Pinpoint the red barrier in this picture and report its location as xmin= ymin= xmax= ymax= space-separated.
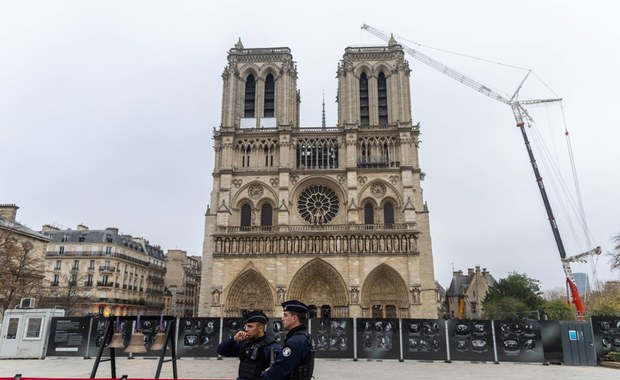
xmin=1 ymin=378 xmax=234 ymax=380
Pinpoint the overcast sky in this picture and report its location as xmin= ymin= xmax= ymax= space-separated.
xmin=1 ymin=0 xmax=618 ymax=293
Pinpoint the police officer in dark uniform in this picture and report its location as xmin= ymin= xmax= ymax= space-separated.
xmin=218 ymin=310 xmax=281 ymax=380
xmin=261 ymin=300 xmax=314 ymax=380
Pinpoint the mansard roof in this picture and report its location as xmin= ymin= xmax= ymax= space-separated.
xmin=43 ymin=227 xmax=165 ymax=260
xmin=0 ymin=217 xmax=50 ymax=242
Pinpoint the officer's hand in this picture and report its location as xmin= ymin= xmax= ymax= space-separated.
xmin=234 ymin=330 xmax=249 ymax=342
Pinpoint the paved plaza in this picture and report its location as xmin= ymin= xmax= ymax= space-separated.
xmin=0 ymin=358 xmax=617 ymax=379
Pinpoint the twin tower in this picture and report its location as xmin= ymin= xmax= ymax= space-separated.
xmin=199 ymin=37 xmax=438 ymax=319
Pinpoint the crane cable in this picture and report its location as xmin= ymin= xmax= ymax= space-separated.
xmin=526 ymin=103 xmax=600 ymax=289
xmin=368 ymin=26 xmax=603 ymax=291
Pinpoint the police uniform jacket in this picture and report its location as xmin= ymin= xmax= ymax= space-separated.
xmin=217 ymin=334 xmax=280 ymax=380
xmin=260 ymin=324 xmax=311 ymax=380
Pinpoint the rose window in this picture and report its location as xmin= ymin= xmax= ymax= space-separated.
xmin=248 ymin=184 xmax=264 ymax=200
xmin=297 ymin=184 xmax=339 ymax=225
xmin=370 ymin=183 xmax=387 ymax=198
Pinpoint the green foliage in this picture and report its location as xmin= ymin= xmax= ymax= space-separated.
xmin=541 ymin=299 xmax=575 ymax=320
xmin=608 ymin=352 xmax=620 ymax=362
xmin=483 ymin=272 xmax=545 ymax=320
xmin=589 ymin=304 xmax=620 ymax=317
xmin=587 ymin=281 xmax=620 ymax=317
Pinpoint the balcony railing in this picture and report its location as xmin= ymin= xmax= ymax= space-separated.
xmin=215 ymin=223 xmax=416 ymax=235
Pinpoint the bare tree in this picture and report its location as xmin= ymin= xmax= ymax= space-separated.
xmin=544 ymin=286 xmax=569 ymax=301
xmin=39 ymin=269 xmax=95 ymax=315
xmin=609 ymin=233 xmax=620 ymax=274
xmin=0 ymin=230 xmax=45 ymax=315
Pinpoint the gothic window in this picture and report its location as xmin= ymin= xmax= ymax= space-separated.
xmin=297 ymin=184 xmax=339 ymax=225
xmin=383 ymin=202 xmax=394 ymax=226
xmin=260 ymin=203 xmax=273 ymax=228
xmin=372 ymin=304 xmax=396 ymax=318
xmin=296 ymin=138 xmax=339 ymax=169
xmin=320 ymin=305 xmax=332 ymax=318
xmin=264 ymin=73 xmax=275 ymax=117
xmin=359 ymin=73 xmax=369 ymax=126
xmin=244 ymin=74 xmax=256 ymax=118
xmin=364 ymin=203 xmax=374 ymax=225
xmin=307 ymin=305 xmax=318 ymax=319
xmin=378 ymin=71 xmax=388 ymax=125
xmin=264 ymin=146 xmax=273 ymax=167
xmin=242 ymin=145 xmax=250 ymax=167
xmin=381 ymin=142 xmax=389 ymax=164
xmin=240 ymin=204 xmax=252 ymax=229
xmin=385 ymin=304 xmax=396 ymax=318
xmin=372 ymin=305 xmax=382 ymax=318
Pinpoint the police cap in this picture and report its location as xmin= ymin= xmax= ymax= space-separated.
xmin=282 ymin=300 xmax=308 ymax=315
xmin=244 ymin=310 xmax=268 ymax=324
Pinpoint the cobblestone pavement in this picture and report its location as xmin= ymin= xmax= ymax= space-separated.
xmin=0 ymin=358 xmax=617 ymax=379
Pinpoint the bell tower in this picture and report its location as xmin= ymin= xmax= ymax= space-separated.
xmin=200 ymin=38 xmax=437 ymax=319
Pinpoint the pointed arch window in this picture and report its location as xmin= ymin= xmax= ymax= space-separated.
xmin=244 ymin=74 xmax=256 ymax=118
xmin=320 ymin=305 xmax=332 ymax=318
xmin=264 ymin=146 xmax=273 ymax=167
xmin=378 ymin=72 xmax=388 ymax=125
xmin=307 ymin=305 xmax=318 ymax=319
xmin=364 ymin=203 xmax=374 ymax=225
xmin=383 ymin=202 xmax=394 ymax=227
xmin=240 ymin=204 xmax=252 ymax=230
xmin=359 ymin=73 xmax=369 ymax=126
xmin=260 ymin=203 xmax=273 ymax=228
xmin=264 ymin=74 xmax=275 ymax=117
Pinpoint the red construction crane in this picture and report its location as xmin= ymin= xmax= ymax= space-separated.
xmin=361 ymin=24 xmax=601 ymax=317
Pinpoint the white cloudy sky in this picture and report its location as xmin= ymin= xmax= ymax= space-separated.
xmin=1 ymin=0 xmax=619 ymax=293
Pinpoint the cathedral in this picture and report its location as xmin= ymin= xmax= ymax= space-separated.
xmin=199 ymin=37 xmax=438 ymax=319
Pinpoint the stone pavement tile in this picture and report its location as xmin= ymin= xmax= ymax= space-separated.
xmin=0 ymin=358 xmax=618 ymax=379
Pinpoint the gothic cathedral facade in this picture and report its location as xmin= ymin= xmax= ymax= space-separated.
xmin=199 ymin=37 xmax=438 ymax=319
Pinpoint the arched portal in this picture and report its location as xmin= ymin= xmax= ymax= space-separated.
xmin=361 ymin=263 xmax=409 ymax=318
xmin=225 ymin=269 xmax=274 ymax=317
xmin=288 ymin=259 xmax=349 ymax=317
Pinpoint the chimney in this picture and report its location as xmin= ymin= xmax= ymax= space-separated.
xmin=42 ymin=224 xmax=60 ymax=232
xmin=105 ymin=227 xmax=119 ymax=235
xmin=0 ymin=204 xmax=19 ymax=222
xmin=453 ymin=270 xmax=463 ymax=278
xmin=468 ymin=268 xmax=475 ymax=276
xmin=77 ymin=224 xmax=89 ymax=231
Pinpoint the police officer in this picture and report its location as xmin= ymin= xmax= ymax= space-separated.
xmin=261 ymin=300 xmax=314 ymax=380
xmin=218 ymin=310 xmax=281 ymax=380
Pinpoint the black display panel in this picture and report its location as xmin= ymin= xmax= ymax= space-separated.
xmin=540 ymin=320 xmax=563 ymax=364
xmin=266 ymin=317 xmax=288 ymax=346
xmin=591 ymin=316 xmax=620 ymax=359
xmin=310 ymin=318 xmax=354 ymax=359
xmin=356 ymin=318 xmax=400 ymax=360
xmin=493 ymin=320 xmax=544 ymax=363
xmin=176 ymin=317 xmax=220 ymax=358
xmin=46 ymin=317 xmax=91 ymax=357
xmin=446 ymin=319 xmax=495 ymax=362
xmin=401 ymin=319 xmax=447 ymax=361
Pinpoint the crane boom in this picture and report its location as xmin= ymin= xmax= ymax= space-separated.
xmin=362 ymin=24 xmax=597 ymax=318
xmin=362 ymin=24 xmax=511 ymax=104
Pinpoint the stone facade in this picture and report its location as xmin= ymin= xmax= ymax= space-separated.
xmin=42 ymin=224 xmax=167 ymax=316
xmin=199 ymin=37 xmax=438 ymax=319
xmin=446 ymin=266 xmax=496 ymax=319
xmin=0 ymin=204 xmax=50 ymax=317
xmin=165 ymin=249 xmax=201 ymax=317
